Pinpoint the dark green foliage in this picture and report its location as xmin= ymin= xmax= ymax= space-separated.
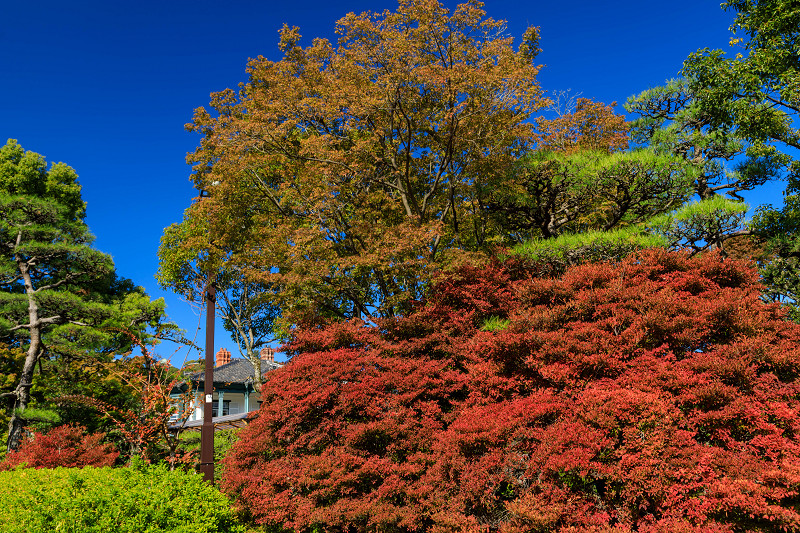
xmin=626 ymin=79 xmax=791 ymax=202
xmin=0 ymin=139 xmax=169 ymax=451
xmin=0 ymin=459 xmax=245 ymax=533
xmin=683 ymin=0 xmax=800 ymax=155
xmin=488 ymin=149 xmax=694 ymax=243
xmin=752 ymin=175 xmax=800 ymax=319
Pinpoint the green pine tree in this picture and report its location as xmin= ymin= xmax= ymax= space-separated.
xmin=0 ymin=139 xmax=168 ymax=452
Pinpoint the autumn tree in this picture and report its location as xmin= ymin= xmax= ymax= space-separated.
xmin=223 ymin=250 xmax=800 ymax=532
xmin=0 ymin=139 xmax=168 ymax=452
xmin=0 ymin=424 xmax=118 ymax=470
xmin=535 ymin=97 xmax=630 ymax=155
xmin=163 ymin=0 xmax=547 ymax=326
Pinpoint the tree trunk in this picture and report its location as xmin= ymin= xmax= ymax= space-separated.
xmin=6 ymin=345 xmax=39 ymax=452
xmin=6 ymin=258 xmax=42 ymax=453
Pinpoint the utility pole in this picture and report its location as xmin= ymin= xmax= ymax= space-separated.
xmin=199 ymin=283 xmax=216 ymax=483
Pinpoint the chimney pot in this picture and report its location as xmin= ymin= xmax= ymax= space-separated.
xmin=215 ymin=348 xmax=231 ymax=367
xmin=259 ymin=347 xmax=275 ymax=363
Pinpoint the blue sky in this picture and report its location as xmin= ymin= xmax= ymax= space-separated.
xmin=1 ymin=1 xmax=746 ymax=364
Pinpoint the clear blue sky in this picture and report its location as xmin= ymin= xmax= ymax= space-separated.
xmin=1 ymin=1 xmax=746 ymax=364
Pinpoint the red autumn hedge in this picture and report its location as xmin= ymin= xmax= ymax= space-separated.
xmin=1 ymin=424 xmax=118 ymax=470
xmin=223 ymin=250 xmax=800 ymax=532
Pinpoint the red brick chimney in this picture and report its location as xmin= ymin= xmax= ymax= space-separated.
xmin=215 ymin=347 xmax=231 ymax=367
xmin=259 ymin=347 xmax=275 ymax=363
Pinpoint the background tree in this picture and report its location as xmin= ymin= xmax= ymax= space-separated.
xmin=624 ymin=72 xmax=796 ymax=262
xmin=485 ymin=97 xmax=697 ymax=268
xmin=486 ymin=148 xmax=695 ymax=243
xmin=626 ymin=78 xmax=791 ymax=202
xmin=158 ymin=210 xmax=280 ymax=388
xmin=0 ymin=139 xmax=168 ymax=452
xmin=657 ymin=0 xmax=800 ymax=314
xmin=682 ymin=0 xmax=799 ymax=155
xmin=172 ymin=0 xmax=547 ymax=325
xmin=224 ymin=249 xmax=800 ymax=532
xmin=751 ymin=175 xmax=800 ymax=319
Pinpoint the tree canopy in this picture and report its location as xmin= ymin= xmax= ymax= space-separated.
xmin=669 ymin=0 xmax=800 ymax=310
xmin=162 ymin=1 xmax=710 ymax=335
xmin=165 ymin=0 xmax=547 ymax=325
xmin=0 ymin=139 xmax=168 ymax=451
xmin=682 ymin=0 xmax=799 ymax=156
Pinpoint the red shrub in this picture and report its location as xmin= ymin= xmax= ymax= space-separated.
xmin=224 ymin=250 xmax=800 ymax=532
xmin=1 ymin=424 xmax=119 ymax=469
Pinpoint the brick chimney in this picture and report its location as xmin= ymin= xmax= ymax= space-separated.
xmin=259 ymin=347 xmax=275 ymax=363
xmin=215 ymin=347 xmax=231 ymax=367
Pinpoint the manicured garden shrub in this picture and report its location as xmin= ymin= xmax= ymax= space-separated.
xmin=223 ymin=250 xmax=800 ymax=532
xmin=179 ymin=428 xmax=241 ymax=484
xmin=0 ymin=459 xmax=245 ymax=533
xmin=0 ymin=424 xmax=118 ymax=470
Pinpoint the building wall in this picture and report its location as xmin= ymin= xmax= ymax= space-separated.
xmin=176 ymin=389 xmax=264 ymax=422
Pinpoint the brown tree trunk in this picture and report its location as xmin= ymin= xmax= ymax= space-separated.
xmin=7 ymin=259 xmax=42 ymax=453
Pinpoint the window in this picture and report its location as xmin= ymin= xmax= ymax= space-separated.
xmin=212 ymin=400 xmax=230 ymax=417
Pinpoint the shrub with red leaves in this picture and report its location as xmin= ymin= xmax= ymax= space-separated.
xmin=1 ymin=424 xmax=118 ymax=470
xmin=223 ymin=250 xmax=800 ymax=532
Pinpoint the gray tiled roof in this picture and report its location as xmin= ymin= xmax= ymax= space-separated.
xmin=191 ymin=358 xmax=283 ymax=386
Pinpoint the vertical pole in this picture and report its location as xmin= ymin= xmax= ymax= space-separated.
xmin=200 ymin=283 xmax=216 ymax=483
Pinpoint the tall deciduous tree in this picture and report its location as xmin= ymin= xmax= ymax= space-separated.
xmin=171 ymin=0 xmax=547 ymax=325
xmin=0 ymin=139 xmax=167 ymax=452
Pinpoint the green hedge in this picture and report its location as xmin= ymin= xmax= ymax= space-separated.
xmin=0 ymin=460 xmax=245 ymax=533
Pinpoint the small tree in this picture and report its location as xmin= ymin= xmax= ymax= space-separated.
xmin=62 ymin=348 xmax=196 ymax=467
xmin=0 ymin=424 xmax=118 ymax=470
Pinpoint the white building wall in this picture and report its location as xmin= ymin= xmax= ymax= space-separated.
xmin=184 ymin=389 xmax=264 ymax=421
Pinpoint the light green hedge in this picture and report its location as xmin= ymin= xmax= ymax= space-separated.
xmin=0 ymin=460 xmax=245 ymax=533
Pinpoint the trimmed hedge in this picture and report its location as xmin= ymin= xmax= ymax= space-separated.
xmin=0 ymin=460 xmax=245 ymax=533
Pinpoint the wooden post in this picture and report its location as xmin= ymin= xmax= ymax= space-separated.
xmin=199 ymin=284 xmax=215 ymax=483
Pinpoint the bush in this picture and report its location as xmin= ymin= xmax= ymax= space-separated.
xmin=224 ymin=250 xmax=800 ymax=532
xmin=0 ymin=424 xmax=118 ymax=470
xmin=179 ymin=428 xmax=241 ymax=484
xmin=0 ymin=459 xmax=245 ymax=533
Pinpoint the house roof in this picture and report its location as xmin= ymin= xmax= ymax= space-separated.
xmin=191 ymin=357 xmax=283 ymax=386
xmin=171 ymin=411 xmax=254 ymax=433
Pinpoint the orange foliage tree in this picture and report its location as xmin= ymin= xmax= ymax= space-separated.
xmin=536 ymin=97 xmax=629 ymax=154
xmin=160 ymin=0 xmax=547 ymax=325
xmin=223 ymin=250 xmax=800 ymax=532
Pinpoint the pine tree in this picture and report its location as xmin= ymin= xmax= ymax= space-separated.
xmin=0 ymin=139 xmax=166 ymax=451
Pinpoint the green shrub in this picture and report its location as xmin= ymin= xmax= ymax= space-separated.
xmin=0 ymin=459 xmax=245 ymax=533
xmin=179 ymin=428 xmax=240 ymax=485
